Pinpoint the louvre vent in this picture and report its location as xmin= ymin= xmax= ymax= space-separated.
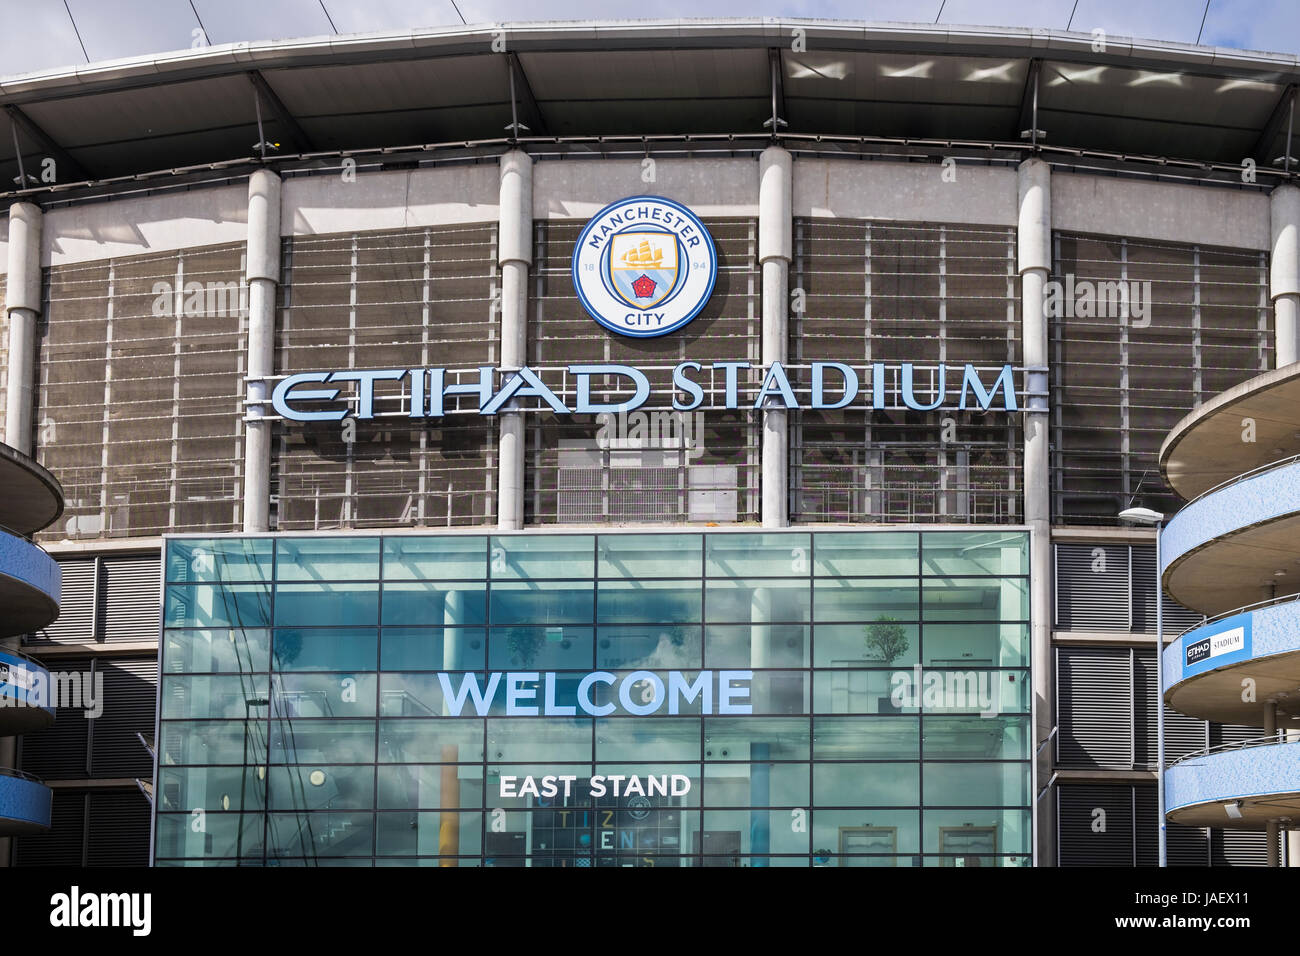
xmin=1212 ymin=827 xmax=1271 ymax=866
xmin=16 ymin=656 xmax=93 ymax=779
xmin=1055 ymin=544 xmax=1129 ymax=631
xmin=13 ymin=791 xmax=85 ymax=866
xmin=28 ymin=557 xmax=96 ymax=645
xmin=1057 ymin=784 xmax=1134 ymax=866
xmin=1056 ymin=646 xmax=1132 ymax=769
xmin=1055 ymin=542 xmax=1204 ymax=635
xmin=86 ymin=790 xmax=151 ymax=866
xmin=90 ymin=657 xmax=158 ymax=778
xmin=101 ymin=554 xmax=161 ymax=642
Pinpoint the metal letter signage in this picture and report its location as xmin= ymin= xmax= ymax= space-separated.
xmin=571 ymin=196 xmax=718 ymax=338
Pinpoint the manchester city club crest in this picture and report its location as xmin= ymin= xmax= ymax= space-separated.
xmin=572 ymin=196 xmax=718 ymax=338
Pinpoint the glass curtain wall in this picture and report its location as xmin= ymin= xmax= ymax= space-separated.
xmin=156 ymin=529 xmax=1030 ymax=867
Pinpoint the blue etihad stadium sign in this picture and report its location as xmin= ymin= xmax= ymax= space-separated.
xmin=270 ymin=362 xmax=1021 ymax=421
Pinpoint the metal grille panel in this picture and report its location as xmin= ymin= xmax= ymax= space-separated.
xmin=790 ymin=219 xmax=1021 ymax=523
xmin=35 ymin=245 xmax=246 ymax=541
xmin=526 ymin=218 xmax=759 ymax=524
xmin=1057 ymin=784 xmax=1136 ymax=865
xmin=274 ymin=225 xmax=498 ymax=529
xmin=86 ymin=790 xmax=151 ymax=866
xmin=13 ymin=791 xmax=85 ymax=866
xmin=90 ymin=657 xmax=157 ymax=777
xmin=1055 ymin=542 xmax=1204 ymax=634
xmin=1056 ymin=645 xmax=1133 ymax=769
xmin=1052 ymin=234 xmax=1269 ymax=524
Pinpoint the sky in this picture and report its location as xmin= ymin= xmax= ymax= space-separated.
xmin=0 ymin=0 xmax=1297 ymax=78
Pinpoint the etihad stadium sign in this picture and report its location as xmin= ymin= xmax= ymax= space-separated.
xmin=269 ymin=361 xmax=1021 ymax=421
xmin=269 ymin=194 xmax=1024 ymax=422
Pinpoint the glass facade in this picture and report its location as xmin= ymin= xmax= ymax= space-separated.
xmin=155 ymin=529 xmax=1031 ymax=867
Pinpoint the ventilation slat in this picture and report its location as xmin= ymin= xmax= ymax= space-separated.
xmin=1056 ymin=646 xmax=1133 ymax=769
xmin=90 ymin=657 xmax=157 ymax=777
xmin=1055 ymin=544 xmax=1129 ymax=631
xmin=101 ymin=553 xmax=161 ymax=642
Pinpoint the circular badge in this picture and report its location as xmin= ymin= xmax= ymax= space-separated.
xmin=626 ymin=795 xmax=652 ymax=820
xmin=571 ymin=196 xmax=717 ymax=338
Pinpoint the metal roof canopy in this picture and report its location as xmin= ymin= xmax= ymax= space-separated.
xmin=3 ymin=19 xmax=1300 ymax=199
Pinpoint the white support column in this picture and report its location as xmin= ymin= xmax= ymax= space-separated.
xmin=5 ymin=202 xmax=41 ymax=455
xmin=1 ymin=201 xmax=41 ymax=867
xmin=1271 ymin=184 xmax=1300 ymax=367
xmin=243 ymin=169 xmax=281 ymax=532
xmin=1264 ymin=702 xmax=1280 ymax=867
xmin=759 ymin=146 xmax=792 ymax=528
xmin=1290 ymin=726 xmax=1300 ymax=866
xmin=1018 ymin=158 xmax=1054 ymax=867
xmin=497 ymin=150 xmax=532 ymax=530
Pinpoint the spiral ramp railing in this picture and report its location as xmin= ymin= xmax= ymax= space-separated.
xmin=0 ymin=443 xmax=63 ymax=835
xmin=1158 ymin=366 xmax=1300 ymax=846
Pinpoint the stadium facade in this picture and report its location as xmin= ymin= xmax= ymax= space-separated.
xmin=0 ymin=18 xmax=1298 ymax=867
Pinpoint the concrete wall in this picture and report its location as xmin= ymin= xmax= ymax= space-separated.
xmin=534 ymin=158 xmax=758 ymax=219
xmin=41 ymin=184 xmax=248 ymax=267
xmin=283 ymin=164 xmax=501 ymax=235
xmin=1053 ymin=173 xmax=1270 ymax=250
xmin=795 ymin=160 xmax=1017 ymax=226
xmin=17 ymin=161 xmax=1276 ymax=270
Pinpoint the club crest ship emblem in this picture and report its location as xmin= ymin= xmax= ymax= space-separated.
xmin=572 ymin=196 xmax=718 ymax=338
xmin=610 ymin=233 xmax=677 ymax=308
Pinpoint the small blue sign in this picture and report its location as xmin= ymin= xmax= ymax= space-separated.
xmin=1183 ymin=611 xmax=1253 ymax=678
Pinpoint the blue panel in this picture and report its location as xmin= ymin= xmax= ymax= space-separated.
xmin=1164 ymin=600 xmax=1300 ymax=693
xmin=0 ymin=648 xmax=53 ymax=712
xmin=1162 ymin=460 xmax=1300 ymax=574
xmin=0 ymin=530 xmax=60 ymax=603
xmin=0 ymin=774 xmax=51 ymax=830
xmin=1166 ymin=740 xmax=1300 ymax=813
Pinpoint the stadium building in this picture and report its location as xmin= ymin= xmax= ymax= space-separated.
xmin=0 ymin=17 xmax=1297 ymax=867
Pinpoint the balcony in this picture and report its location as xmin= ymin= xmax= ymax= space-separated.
xmin=1165 ymin=738 xmax=1300 ymax=829
xmin=1160 ymin=457 xmax=1300 ymax=616
xmin=0 ymin=444 xmax=62 ymax=537
xmin=0 ymin=645 xmax=55 ymax=734
xmin=0 ymin=768 xmax=51 ymax=835
xmin=0 ymin=527 xmax=59 ymax=637
xmin=1162 ymin=597 xmax=1300 ymax=725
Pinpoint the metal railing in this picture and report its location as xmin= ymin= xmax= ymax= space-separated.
xmin=1182 ymin=453 xmax=1300 ymax=509
xmin=1167 ymin=734 xmax=1297 ymax=768
xmin=0 ymin=767 xmax=45 ymax=784
xmin=0 ymin=643 xmax=51 ymax=672
xmin=1175 ymin=591 xmax=1300 ymax=641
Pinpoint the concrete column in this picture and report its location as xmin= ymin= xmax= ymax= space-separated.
xmin=1018 ymin=158 xmax=1054 ymax=867
xmin=759 ymin=146 xmax=792 ymax=528
xmin=1290 ymin=727 xmax=1300 ymax=866
xmin=5 ymin=202 xmax=41 ymax=455
xmin=497 ymin=150 xmax=532 ymax=530
xmin=1263 ymin=702 xmax=1280 ymax=866
xmin=243 ymin=170 xmax=281 ymax=532
xmin=1271 ymin=185 xmax=1300 ymax=367
xmin=0 ymin=202 xmax=41 ymax=867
